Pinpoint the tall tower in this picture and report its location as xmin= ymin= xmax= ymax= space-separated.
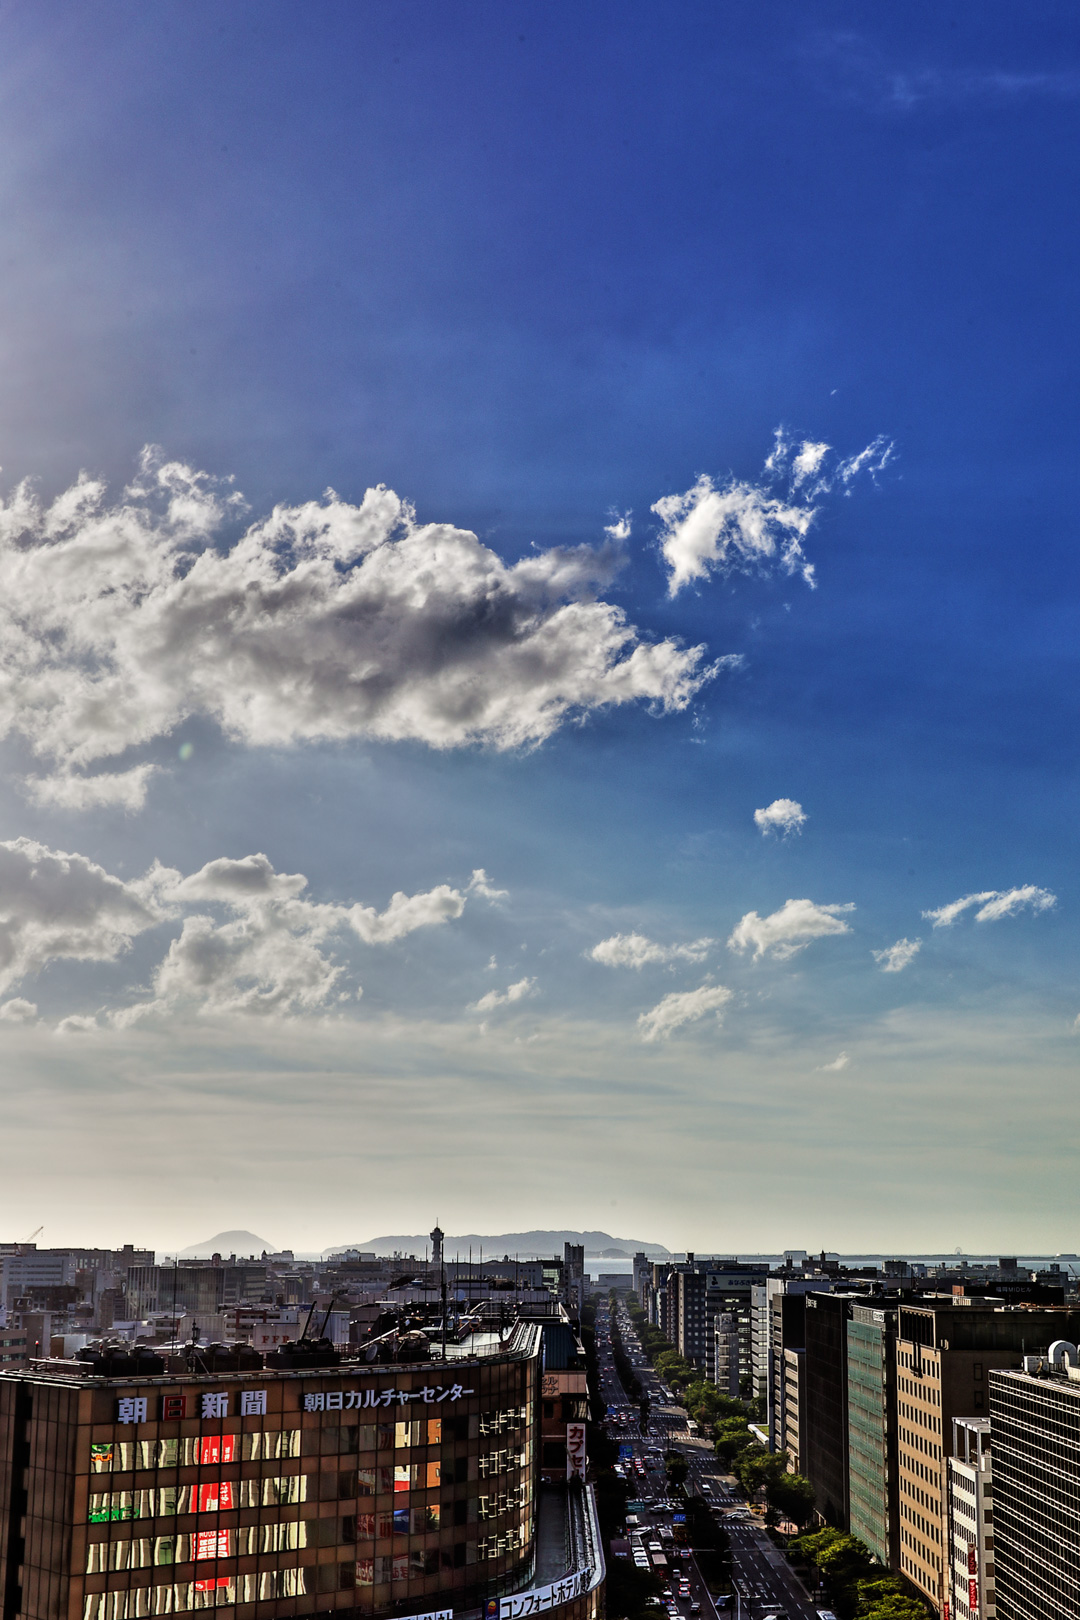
xmin=430 ymin=1223 xmax=444 ymax=1268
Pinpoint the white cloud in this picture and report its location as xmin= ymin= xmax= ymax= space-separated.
xmin=753 ymin=798 xmax=807 ymax=837
xmin=589 ymin=932 xmax=713 ymax=969
xmin=653 ymin=474 xmax=817 ymax=596
xmin=467 ymin=869 xmax=509 ymax=901
xmin=122 ymin=854 xmax=470 ymax=1021
xmin=816 ymin=1051 xmax=849 ymax=1072
xmin=24 ymin=765 xmax=160 ymax=812
xmin=791 ymin=442 xmax=830 ymax=487
xmin=873 ymin=938 xmax=921 ymax=973
xmin=0 ymin=837 xmax=163 ymax=996
xmin=604 ymin=511 xmax=632 ymax=541
xmin=0 ymin=837 xmax=471 ymax=1021
xmin=0 ymin=997 xmax=37 ymax=1022
xmin=654 ymin=429 xmax=893 ymax=596
xmin=922 ymin=886 xmax=1056 ymax=929
xmin=471 ymin=976 xmax=536 ymax=1014
xmin=728 ymin=898 xmax=855 ymax=961
xmin=637 ymin=983 xmax=732 ymax=1042
xmin=0 ymin=451 xmax=713 ymax=806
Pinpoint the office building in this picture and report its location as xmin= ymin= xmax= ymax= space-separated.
xmin=990 ymin=1358 xmax=1080 ymax=1620
xmin=780 ymin=1350 xmax=805 ymax=1475
xmin=894 ymin=1299 xmax=1080 ymax=1614
xmin=803 ymin=1292 xmax=859 ymax=1527
xmin=846 ymin=1304 xmax=899 ymax=1570
xmin=0 ymin=1314 xmax=604 ymax=1620
xmin=945 ymin=1418 xmax=995 ymax=1620
xmin=672 ymin=1261 xmax=767 ymax=1385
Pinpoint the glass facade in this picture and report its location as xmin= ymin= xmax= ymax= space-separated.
xmin=0 ymin=1334 xmax=577 ymax=1620
xmin=846 ymin=1309 xmax=895 ymax=1567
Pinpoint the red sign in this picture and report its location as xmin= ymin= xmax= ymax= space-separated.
xmin=160 ymin=1395 xmax=188 ymax=1420
xmin=197 ymin=1481 xmax=236 ymax=1513
xmin=969 ymin=1577 xmax=979 ymax=1611
xmin=199 ymin=1435 xmax=236 ymax=1465
xmin=194 ymin=1580 xmax=230 ymax=1593
xmin=968 ymin=1542 xmax=978 ymax=1575
xmin=195 ymin=1530 xmax=232 ymax=1561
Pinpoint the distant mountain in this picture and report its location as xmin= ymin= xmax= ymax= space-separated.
xmin=178 ymin=1229 xmax=275 ymax=1259
xmin=326 ymin=1230 xmax=671 ymax=1259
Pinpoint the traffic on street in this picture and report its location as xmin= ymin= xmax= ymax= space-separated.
xmin=593 ymin=1296 xmax=823 ymax=1620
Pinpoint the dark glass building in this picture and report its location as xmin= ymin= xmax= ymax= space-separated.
xmin=989 ymin=1363 xmax=1080 ymax=1620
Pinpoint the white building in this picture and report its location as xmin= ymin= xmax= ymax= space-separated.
xmin=945 ymin=1417 xmax=995 ymax=1620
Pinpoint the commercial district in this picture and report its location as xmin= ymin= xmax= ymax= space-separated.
xmin=1 ymin=1233 xmax=1080 ymax=1620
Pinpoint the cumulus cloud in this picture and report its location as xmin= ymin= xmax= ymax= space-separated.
xmin=122 ymin=855 xmax=471 ymax=1020
xmin=471 ymin=977 xmax=536 ymax=1014
xmin=728 ymin=898 xmax=855 ymax=961
xmin=589 ymin=932 xmax=713 ymax=969
xmin=0 ymin=837 xmax=162 ymax=997
xmin=0 ymin=837 xmax=472 ymax=1020
xmin=0 ymin=451 xmax=714 ymax=806
xmin=922 ymin=886 xmax=1056 ymax=929
xmin=0 ymin=997 xmax=38 ymax=1022
xmin=873 ymin=938 xmax=921 ymax=973
xmin=753 ymin=798 xmax=807 ymax=837
xmin=656 ymin=429 xmax=894 ymax=596
xmin=637 ymin=983 xmax=733 ymax=1042
xmin=816 ymin=1051 xmax=849 ymax=1072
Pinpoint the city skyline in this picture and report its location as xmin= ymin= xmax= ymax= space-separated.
xmin=0 ymin=4 xmax=1079 ymax=1248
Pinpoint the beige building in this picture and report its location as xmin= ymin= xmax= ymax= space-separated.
xmin=894 ymin=1299 xmax=1078 ymax=1614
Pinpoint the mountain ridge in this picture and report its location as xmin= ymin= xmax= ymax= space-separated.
xmin=327 ymin=1229 xmax=671 ymax=1259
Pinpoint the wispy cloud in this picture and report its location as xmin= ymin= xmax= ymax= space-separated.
xmin=654 ymin=428 xmax=893 ymax=596
xmin=637 ymin=983 xmax=732 ymax=1042
xmin=816 ymin=1051 xmax=849 ymax=1072
xmin=0 ymin=451 xmax=714 ymax=807
xmin=728 ymin=898 xmax=855 ymax=961
xmin=872 ymin=938 xmax=921 ymax=973
xmin=589 ymin=932 xmax=713 ymax=969
xmin=471 ymin=977 xmax=537 ymax=1015
xmin=922 ymin=886 xmax=1056 ymax=929
xmin=754 ymin=798 xmax=807 ymax=838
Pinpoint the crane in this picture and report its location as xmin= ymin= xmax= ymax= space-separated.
xmin=22 ymin=1225 xmax=43 ymax=1244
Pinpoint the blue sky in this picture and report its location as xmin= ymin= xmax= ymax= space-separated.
xmin=0 ymin=1 xmax=1079 ymax=1254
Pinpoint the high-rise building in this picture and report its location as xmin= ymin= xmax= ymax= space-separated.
xmin=713 ymin=1315 xmax=739 ymax=1400
xmin=764 ymin=1280 xmax=833 ymax=1455
xmin=780 ymin=1349 xmax=805 ymax=1475
xmin=673 ymin=1262 xmax=768 ymax=1385
xmin=846 ymin=1304 xmax=899 ymax=1570
xmin=944 ymin=1418 xmax=995 ymax=1620
xmin=989 ymin=1358 xmax=1080 ymax=1620
xmin=894 ymin=1300 xmax=1080 ymax=1614
xmin=0 ymin=1318 xmax=604 ymax=1620
xmin=803 ymin=1292 xmax=861 ymax=1527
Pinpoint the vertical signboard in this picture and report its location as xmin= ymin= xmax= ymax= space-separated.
xmin=566 ymin=1422 xmax=586 ymax=1479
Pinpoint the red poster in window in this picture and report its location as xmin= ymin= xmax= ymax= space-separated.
xmin=968 ymin=1542 xmax=978 ymax=1575
xmin=194 ymin=1580 xmax=231 ymax=1593
xmin=969 ymin=1578 xmax=979 ymax=1610
xmin=199 ymin=1435 xmax=236 ymax=1465
xmin=195 ymin=1531 xmax=232 ymax=1561
xmin=197 ymin=1481 xmax=236 ymax=1513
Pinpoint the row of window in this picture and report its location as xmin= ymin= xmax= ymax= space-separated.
xmin=91 ymin=1435 xmax=300 ymax=1472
